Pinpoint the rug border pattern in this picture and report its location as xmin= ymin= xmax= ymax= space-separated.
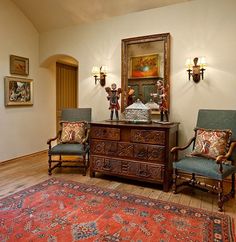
xmin=0 ymin=178 xmax=235 ymax=241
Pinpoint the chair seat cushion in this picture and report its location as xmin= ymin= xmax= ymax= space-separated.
xmin=49 ymin=143 xmax=89 ymax=156
xmin=173 ymin=156 xmax=236 ymax=180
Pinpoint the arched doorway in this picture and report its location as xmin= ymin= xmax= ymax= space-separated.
xmin=41 ymin=54 xmax=79 ymax=131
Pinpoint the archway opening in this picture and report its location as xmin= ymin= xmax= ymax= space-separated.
xmin=41 ymin=54 xmax=79 ymax=131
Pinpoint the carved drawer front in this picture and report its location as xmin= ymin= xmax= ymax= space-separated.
xmin=134 ymin=144 xmax=148 ymax=160
xmin=90 ymin=140 xmax=105 ymax=155
xmin=91 ymin=156 xmax=104 ymax=170
xmin=127 ymin=161 xmax=163 ymax=181
xmin=121 ymin=161 xmax=129 ymax=174
xmin=131 ymin=129 xmax=165 ymax=145
xmin=91 ymin=127 xmax=120 ymax=140
xmin=117 ymin=142 xmax=134 ymax=158
xmin=148 ymin=164 xmax=164 ymax=181
xmin=147 ymin=145 xmax=165 ymax=163
xmin=105 ymin=141 xmax=117 ymax=156
xmin=91 ymin=156 xmax=121 ymax=173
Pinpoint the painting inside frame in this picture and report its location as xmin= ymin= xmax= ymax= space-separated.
xmin=4 ymin=76 xmax=33 ymax=106
xmin=10 ymin=55 xmax=29 ymax=76
xmin=130 ymin=54 xmax=159 ymax=79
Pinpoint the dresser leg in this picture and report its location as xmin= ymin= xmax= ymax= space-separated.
xmin=163 ymin=182 xmax=170 ymax=192
xmin=90 ymin=169 xmax=95 ymax=177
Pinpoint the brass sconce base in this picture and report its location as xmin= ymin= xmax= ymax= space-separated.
xmin=100 ymin=75 xmax=106 ymax=87
xmin=92 ymin=66 xmax=107 ymax=87
xmin=186 ymin=57 xmax=206 ymax=83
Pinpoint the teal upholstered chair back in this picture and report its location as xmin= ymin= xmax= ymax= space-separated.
xmin=196 ymin=109 xmax=236 ymax=162
xmin=61 ymin=108 xmax=91 ymax=122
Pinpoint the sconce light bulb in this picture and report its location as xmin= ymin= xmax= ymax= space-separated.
xmin=199 ymin=57 xmax=207 ymax=68
xmin=185 ymin=58 xmax=192 ymax=69
xmin=101 ymin=65 xmax=108 ymax=74
xmin=92 ymin=66 xmax=100 ymax=76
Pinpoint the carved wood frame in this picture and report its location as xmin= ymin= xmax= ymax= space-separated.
xmin=121 ymin=33 xmax=170 ymax=113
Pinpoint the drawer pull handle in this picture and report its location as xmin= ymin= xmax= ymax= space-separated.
xmin=138 ymin=170 xmax=150 ymax=177
xmin=103 ymin=163 xmax=111 ymax=171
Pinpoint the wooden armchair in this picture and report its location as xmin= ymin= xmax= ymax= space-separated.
xmin=47 ymin=108 xmax=91 ymax=176
xmin=171 ymin=109 xmax=236 ymax=211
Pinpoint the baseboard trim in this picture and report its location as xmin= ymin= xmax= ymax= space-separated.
xmin=0 ymin=150 xmax=47 ymax=165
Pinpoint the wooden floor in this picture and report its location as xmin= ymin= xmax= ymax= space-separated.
xmin=0 ymin=151 xmax=236 ymax=230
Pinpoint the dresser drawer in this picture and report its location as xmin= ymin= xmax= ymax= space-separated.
xmin=133 ymin=144 xmax=147 ymax=160
xmin=131 ymin=129 xmax=165 ymax=145
xmin=91 ymin=140 xmax=118 ymax=156
xmin=117 ymin=142 xmax=134 ymax=158
xmin=90 ymin=127 xmax=120 ymax=140
xmin=91 ymin=140 xmax=165 ymax=164
xmin=91 ymin=155 xmax=121 ymax=174
xmin=91 ymin=155 xmax=164 ymax=182
xmin=147 ymin=145 xmax=165 ymax=163
xmin=90 ymin=140 xmax=105 ymax=155
xmin=128 ymin=161 xmax=164 ymax=182
xmin=133 ymin=144 xmax=165 ymax=163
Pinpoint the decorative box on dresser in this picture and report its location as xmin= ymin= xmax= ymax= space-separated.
xmin=89 ymin=121 xmax=179 ymax=192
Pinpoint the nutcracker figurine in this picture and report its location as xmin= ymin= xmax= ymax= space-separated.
xmin=105 ymin=83 xmax=122 ymax=120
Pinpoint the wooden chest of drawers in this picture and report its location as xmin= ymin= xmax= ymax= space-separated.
xmin=89 ymin=121 xmax=179 ymax=192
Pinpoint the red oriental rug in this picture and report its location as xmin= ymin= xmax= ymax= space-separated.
xmin=0 ymin=178 xmax=235 ymax=242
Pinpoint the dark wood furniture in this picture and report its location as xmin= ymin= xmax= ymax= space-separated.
xmin=90 ymin=121 xmax=179 ymax=191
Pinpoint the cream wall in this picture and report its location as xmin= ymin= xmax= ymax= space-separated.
xmin=1 ymin=0 xmax=236 ymax=161
xmin=0 ymin=0 xmax=55 ymax=162
xmin=40 ymin=0 xmax=236 ymax=147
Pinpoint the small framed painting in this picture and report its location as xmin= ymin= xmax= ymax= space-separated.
xmin=10 ymin=55 xmax=29 ymax=76
xmin=4 ymin=76 xmax=33 ymax=106
xmin=130 ymin=54 xmax=159 ymax=79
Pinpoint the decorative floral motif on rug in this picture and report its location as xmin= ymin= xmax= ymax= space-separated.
xmin=0 ymin=178 xmax=234 ymax=241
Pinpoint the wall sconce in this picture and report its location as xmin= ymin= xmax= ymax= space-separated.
xmin=186 ymin=57 xmax=206 ymax=83
xmin=92 ymin=66 xmax=108 ymax=87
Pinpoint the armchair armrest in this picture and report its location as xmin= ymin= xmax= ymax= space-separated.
xmin=81 ymin=128 xmax=90 ymax=144
xmin=171 ymin=137 xmax=195 ymax=153
xmin=171 ymin=137 xmax=195 ymax=162
xmin=216 ymin=141 xmax=236 ymax=164
xmin=47 ymin=131 xmax=61 ymax=149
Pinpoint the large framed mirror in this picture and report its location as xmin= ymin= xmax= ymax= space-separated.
xmin=121 ymin=33 xmax=170 ymax=118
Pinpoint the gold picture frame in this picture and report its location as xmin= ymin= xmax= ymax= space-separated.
xmin=121 ymin=33 xmax=170 ymax=112
xmin=4 ymin=76 xmax=33 ymax=106
xmin=10 ymin=55 xmax=29 ymax=76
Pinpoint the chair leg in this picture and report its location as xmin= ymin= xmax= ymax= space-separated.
xmin=190 ymin=173 xmax=196 ymax=186
xmin=90 ymin=169 xmax=95 ymax=177
xmin=87 ymin=152 xmax=90 ymax=168
xmin=48 ymin=154 xmax=52 ymax=176
xmin=217 ymin=181 xmax=224 ymax=212
xmin=82 ymin=154 xmax=86 ymax=176
xmin=172 ymin=168 xmax=177 ymax=194
xmin=58 ymin=155 xmax=62 ymax=167
xmin=231 ymin=173 xmax=235 ymax=198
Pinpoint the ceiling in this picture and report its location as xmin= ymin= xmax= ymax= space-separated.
xmin=12 ymin=0 xmax=191 ymax=33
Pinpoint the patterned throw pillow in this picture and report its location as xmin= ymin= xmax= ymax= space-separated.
xmin=60 ymin=121 xmax=87 ymax=144
xmin=191 ymin=128 xmax=232 ymax=159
